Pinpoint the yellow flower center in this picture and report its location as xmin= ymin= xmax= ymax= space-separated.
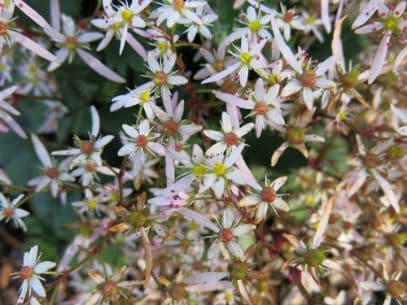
xmin=139 ymin=89 xmax=151 ymax=103
xmin=87 ymin=199 xmax=97 ymax=210
xmin=213 ymin=162 xmax=227 ymax=177
xmin=239 ymin=52 xmax=252 ymax=65
xmin=192 ymin=165 xmax=206 ymax=176
xmin=157 ymin=41 xmax=168 ymax=53
xmin=121 ymin=8 xmax=133 ymax=22
xmin=384 ymin=16 xmax=399 ymax=31
xmin=249 ymin=20 xmax=261 ymax=32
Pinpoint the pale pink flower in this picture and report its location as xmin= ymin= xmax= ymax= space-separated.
xmin=202 ymin=37 xmax=267 ymax=87
xmin=276 ymin=5 xmax=305 ymax=40
xmin=118 ymin=119 xmax=165 ymax=159
xmin=46 ymin=14 xmax=125 ymax=83
xmin=302 ymin=11 xmax=325 ymax=42
xmin=204 ymin=112 xmax=253 ymax=156
xmin=236 ymin=6 xmax=272 ymax=39
xmin=153 ymin=0 xmax=205 ymax=28
xmin=0 ymin=85 xmax=26 ymax=138
xmin=178 ymin=5 xmax=218 ymax=42
xmin=0 ymin=193 xmax=29 ymax=231
xmin=239 ymin=176 xmax=289 ymax=223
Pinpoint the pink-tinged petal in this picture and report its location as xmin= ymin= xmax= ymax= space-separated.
xmin=255 ymin=115 xmax=265 ymax=138
xmin=77 ymin=49 xmax=125 ymax=83
xmin=355 ymin=21 xmax=383 ymax=34
xmin=213 ymin=178 xmax=225 ymax=199
xmin=394 ymin=1 xmax=406 ymax=16
xmin=126 ymin=32 xmax=147 ymax=58
xmin=97 ymin=30 xmax=114 ymax=51
xmin=15 ymin=0 xmax=49 ymax=28
xmin=47 ymin=48 xmax=69 ymax=71
xmin=151 ymin=104 xmax=169 ymax=122
xmin=95 ymin=135 xmax=114 ymax=148
xmin=179 ymin=124 xmax=202 ymax=140
xmin=165 ymin=151 xmax=175 ymax=184
xmin=271 ymin=141 xmax=288 ymax=166
xmin=202 ymin=62 xmax=240 ymax=84
xmin=226 ymin=103 xmax=240 ymax=128
xmin=34 ymin=261 xmax=56 ymax=273
xmin=207 ymin=241 xmax=221 ymax=259
xmin=239 ymin=195 xmax=260 ymax=207
xmin=271 ymin=16 xmax=302 ymax=73
xmin=177 ymin=207 xmax=218 ymax=232
xmin=147 ymin=52 xmax=160 ymax=72
xmin=118 ymin=143 xmax=135 ymax=156
xmin=13 ymin=32 xmax=56 ymax=62
xmin=139 ymin=119 xmax=150 ymax=135
xmin=266 ymin=109 xmax=285 ymax=126
xmin=254 ymin=78 xmax=265 ymax=100
xmin=77 ymin=32 xmax=103 ymax=44
xmin=164 ymin=54 xmax=176 ymax=74
xmin=233 ymin=224 xmax=254 ymax=236
xmin=321 ymin=0 xmax=331 ymax=33
xmin=273 ymin=197 xmax=289 ymax=211
xmin=31 ymin=277 xmax=46 ymax=297
xmin=147 ymin=142 xmax=165 ymax=156
xmin=122 ymin=124 xmax=139 ymax=138
xmin=271 ymin=176 xmax=287 ymax=191
xmin=0 ymin=110 xmax=27 ymax=138
xmin=368 ymin=33 xmax=390 ymax=84
xmin=391 ymin=105 xmax=407 ymax=123
xmin=316 ymin=56 xmax=335 ymax=75
xmin=281 ymin=79 xmax=301 ymax=97
xmin=239 ymin=66 xmax=249 ymax=87
xmin=222 ymin=208 xmax=234 ymax=228
xmin=332 ymin=16 xmax=346 ymax=71
xmin=226 ymin=241 xmax=244 ymax=258
xmin=311 ymin=195 xmax=334 ymax=249
xmin=352 ymin=0 xmax=378 ymax=29
xmin=372 ymin=170 xmax=399 ymax=213
xmin=90 ymin=106 xmax=100 ymax=137
xmin=221 ymin=112 xmax=232 ymax=132
xmin=266 ymin=84 xmax=280 ymax=102
xmin=302 ymin=87 xmax=314 ymax=110
xmin=304 ymin=134 xmax=325 ymax=142
xmin=225 ymin=143 xmax=245 ymax=167
xmin=184 ymin=272 xmax=228 ymax=285
xmin=206 ymin=142 xmax=227 ymax=156
xmin=204 ymin=129 xmax=224 ymax=141
xmin=168 ymin=75 xmax=188 ymax=85
xmin=50 ymin=0 xmax=61 ymax=31
xmin=393 ymin=46 xmax=407 ymax=71
xmin=235 ymin=123 xmax=253 ymax=137
xmin=31 ymin=134 xmax=52 ymax=167
xmin=215 ymin=91 xmax=252 ymax=109
xmin=377 ymin=1 xmax=389 ymax=18
xmin=347 ymin=169 xmax=366 ymax=196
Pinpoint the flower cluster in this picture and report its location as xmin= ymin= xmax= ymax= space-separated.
xmin=0 ymin=1 xmax=406 ymax=305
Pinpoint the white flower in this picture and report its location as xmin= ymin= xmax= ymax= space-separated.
xmin=110 ymin=83 xmax=155 ymax=117
xmin=52 ymin=106 xmax=114 ymax=167
xmin=301 ymin=11 xmax=324 ymax=42
xmin=92 ymin=0 xmax=151 ymax=56
xmin=276 ymin=5 xmax=305 ymax=40
xmin=17 ymin=245 xmax=56 ymax=303
xmin=202 ymin=37 xmax=267 ymax=87
xmin=202 ymin=144 xmax=252 ymax=199
xmin=153 ymin=0 xmax=205 ymax=28
xmin=179 ymin=5 xmax=218 ymax=42
xmin=46 ymin=14 xmax=125 ymax=83
xmin=144 ymin=52 xmax=188 ymax=100
xmin=0 ymin=2 xmax=55 ymax=61
xmin=216 ymin=78 xmax=285 ymax=138
xmin=72 ymin=188 xmax=107 ymax=216
xmin=237 ymin=6 xmax=272 ymax=39
xmin=193 ymin=46 xmax=226 ymax=81
xmin=28 ymin=134 xmax=73 ymax=198
xmin=353 ymin=1 xmax=407 ymax=84
xmin=204 ymin=112 xmax=253 ymax=156
xmin=118 ymin=119 xmax=165 ymax=159
xmin=207 ymin=208 xmax=255 ymax=259
xmin=282 ymin=56 xmax=336 ymax=110
xmin=239 ymin=176 xmax=289 ymax=223
xmin=0 ymin=193 xmax=29 ymax=231
xmin=0 ymin=85 xmax=26 ymax=138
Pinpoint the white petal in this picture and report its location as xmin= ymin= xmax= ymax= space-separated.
xmin=31 ymin=135 xmax=52 ymax=167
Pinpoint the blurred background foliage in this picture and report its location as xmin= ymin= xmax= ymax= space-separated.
xmin=0 ymin=0 xmax=365 ymax=261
